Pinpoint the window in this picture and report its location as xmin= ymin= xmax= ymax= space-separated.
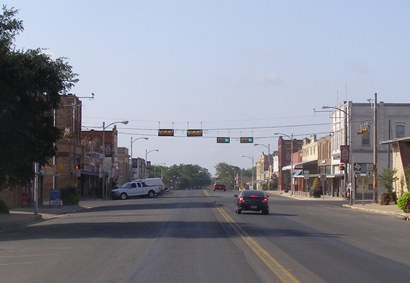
xmin=396 ymin=124 xmax=405 ymax=138
xmin=362 ymin=128 xmax=370 ymax=146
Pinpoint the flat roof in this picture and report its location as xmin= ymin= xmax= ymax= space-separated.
xmin=380 ymin=137 xmax=410 ymax=145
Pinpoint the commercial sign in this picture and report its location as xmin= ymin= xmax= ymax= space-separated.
xmin=132 ymin=158 xmax=138 ymax=168
xmin=86 ymin=151 xmax=101 ymax=159
xmin=340 ymin=145 xmax=350 ymax=163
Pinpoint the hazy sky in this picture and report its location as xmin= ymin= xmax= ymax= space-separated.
xmin=4 ymin=0 xmax=410 ymax=175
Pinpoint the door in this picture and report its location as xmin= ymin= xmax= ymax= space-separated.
xmin=128 ymin=182 xmax=139 ymax=197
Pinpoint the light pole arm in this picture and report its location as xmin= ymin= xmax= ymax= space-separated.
xmin=131 ymin=137 xmax=148 ymax=159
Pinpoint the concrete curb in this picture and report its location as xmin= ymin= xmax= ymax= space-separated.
xmin=342 ymin=204 xmax=410 ymax=221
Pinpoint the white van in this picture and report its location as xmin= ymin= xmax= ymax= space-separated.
xmin=111 ymin=178 xmax=164 ymax=200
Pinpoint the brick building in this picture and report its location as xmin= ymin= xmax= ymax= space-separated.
xmin=277 ymin=136 xmax=303 ymax=191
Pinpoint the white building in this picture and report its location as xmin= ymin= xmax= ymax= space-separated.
xmin=327 ymin=98 xmax=410 ymax=199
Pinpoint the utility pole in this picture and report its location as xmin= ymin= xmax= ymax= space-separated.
xmin=373 ymin=93 xmax=378 ymax=203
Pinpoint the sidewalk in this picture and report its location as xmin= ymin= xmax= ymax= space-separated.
xmin=269 ymin=190 xmax=410 ymax=221
xmin=0 ymin=201 xmax=90 ymax=231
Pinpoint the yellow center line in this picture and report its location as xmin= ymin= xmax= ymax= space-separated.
xmin=216 ymin=206 xmax=301 ymax=283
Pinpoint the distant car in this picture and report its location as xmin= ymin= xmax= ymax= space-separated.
xmin=234 ymin=190 xmax=269 ymax=215
xmin=213 ymin=182 xmax=226 ymax=191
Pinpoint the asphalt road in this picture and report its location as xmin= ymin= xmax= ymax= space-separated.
xmin=0 ymin=189 xmax=409 ymax=283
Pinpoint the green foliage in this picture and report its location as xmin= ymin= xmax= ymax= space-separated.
xmin=61 ymin=187 xmax=80 ymax=205
xmin=0 ymin=198 xmax=9 ymax=214
xmin=0 ymin=6 xmax=77 ymax=189
xmin=397 ymin=192 xmax=410 ymax=212
xmin=161 ymin=164 xmax=211 ymax=190
xmin=310 ymin=178 xmax=322 ymax=198
xmin=214 ymin=162 xmax=242 ymax=189
xmin=378 ymin=168 xmax=398 ymax=193
xmin=404 ymin=166 xmax=410 ymax=190
xmin=261 ymin=183 xmax=268 ymax=191
xmin=0 ymin=5 xmax=23 ymax=52
xmin=311 ymin=177 xmax=320 ymax=189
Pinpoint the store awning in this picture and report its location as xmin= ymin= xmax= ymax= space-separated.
xmin=326 ymin=173 xmax=344 ymax=179
xmin=80 ymin=171 xmax=100 ymax=177
xmin=282 ymin=165 xmax=292 ymax=171
xmin=292 ymin=160 xmax=317 ymax=167
xmin=282 ymin=160 xmax=317 ymax=171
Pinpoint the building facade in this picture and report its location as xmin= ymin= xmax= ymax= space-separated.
xmin=277 ymin=136 xmax=303 ymax=191
xmin=328 ymin=100 xmax=410 ymax=200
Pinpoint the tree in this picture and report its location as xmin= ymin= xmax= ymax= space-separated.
xmin=214 ymin=162 xmax=241 ymax=189
xmin=404 ymin=166 xmax=410 ymax=193
xmin=378 ymin=168 xmax=398 ymax=193
xmin=160 ymin=164 xmax=211 ymax=190
xmin=0 ymin=6 xmax=77 ymax=189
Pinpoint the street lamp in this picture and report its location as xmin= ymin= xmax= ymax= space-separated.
xmin=368 ymin=93 xmax=378 ymax=203
xmin=254 ymin=143 xmax=271 ymax=181
xmin=102 ymin=120 xmax=129 ymax=199
xmin=274 ymin=132 xmax=294 ymax=195
xmin=130 ymin=137 xmax=148 ymax=159
xmin=130 ymin=137 xmax=148 ymax=180
xmin=322 ymin=104 xmax=352 ymax=204
xmin=145 ymin=149 xmax=159 ymax=178
xmin=242 ymin=155 xmax=254 ymax=189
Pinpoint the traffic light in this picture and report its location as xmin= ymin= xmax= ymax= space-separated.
xmin=357 ymin=128 xmax=368 ymax=135
xmin=339 ymin=165 xmax=345 ymax=171
xmin=240 ymin=137 xmax=254 ymax=143
xmin=187 ymin=129 xmax=203 ymax=137
xmin=158 ymin=129 xmax=174 ymax=136
xmin=74 ymin=164 xmax=81 ymax=177
xmin=217 ymin=137 xmax=230 ymax=143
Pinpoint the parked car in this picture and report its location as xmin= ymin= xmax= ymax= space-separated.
xmin=234 ymin=190 xmax=269 ymax=215
xmin=111 ymin=179 xmax=163 ymax=200
xmin=132 ymin=178 xmax=164 ymax=192
xmin=213 ymin=182 xmax=226 ymax=191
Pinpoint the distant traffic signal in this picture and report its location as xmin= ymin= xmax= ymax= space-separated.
xmin=187 ymin=129 xmax=203 ymax=137
xmin=74 ymin=164 xmax=80 ymax=171
xmin=158 ymin=129 xmax=174 ymax=136
xmin=217 ymin=137 xmax=230 ymax=143
xmin=240 ymin=137 xmax=254 ymax=143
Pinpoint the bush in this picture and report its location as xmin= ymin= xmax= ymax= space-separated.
xmin=0 ymin=199 xmax=9 ymax=214
xmin=397 ymin=192 xmax=410 ymax=212
xmin=312 ymin=187 xmax=322 ymax=198
xmin=310 ymin=178 xmax=322 ymax=198
xmin=380 ymin=192 xmax=391 ymax=205
xmin=61 ymin=187 xmax=80 ymax=205
xmin=261 ymin=183 xmax=268 ymax=191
